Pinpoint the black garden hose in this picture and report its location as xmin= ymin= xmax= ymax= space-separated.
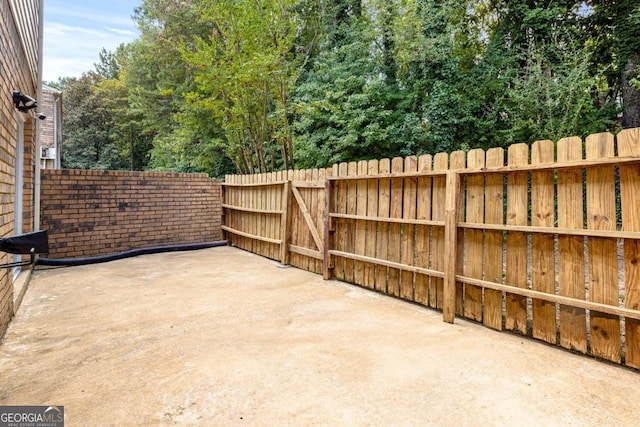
xmin=36 ymin=241 xmax=228 ymax=267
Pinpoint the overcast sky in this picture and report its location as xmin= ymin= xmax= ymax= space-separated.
xmin=43 ymin=0 xmax=141 ymax=82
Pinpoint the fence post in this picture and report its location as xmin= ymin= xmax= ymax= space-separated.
xmin=280 ymin=180 xmax=292 ymax=265
xmin=443 ymin=171 xmax=461 ymax=323
xmin=323 ymin=179 xmax=335 ymax=280
xmin=220 ymin=181 xmax=227 ymax=243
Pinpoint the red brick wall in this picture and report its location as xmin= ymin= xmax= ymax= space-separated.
xmin=40 ymin=169 xmax=222 ymax=259
xmin=1 ymin=1 xmax=40 ymax=337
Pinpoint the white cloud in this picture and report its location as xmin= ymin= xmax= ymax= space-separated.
xmin=106 ymin=27 xmax=137 ymax=36
xmin=46 ymin=5 xmax=137 ymax=29
xmin=43 ymin=6 xmax=139 ymax=81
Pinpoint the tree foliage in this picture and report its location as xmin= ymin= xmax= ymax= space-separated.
xmin=181 ymin=0 xmax=303 ymax=173
xmin=57 ymin=0 xmax=639 ymax=174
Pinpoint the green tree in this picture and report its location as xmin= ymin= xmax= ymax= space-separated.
xmin=180 ymin=0 xmax=303 ymax=174
xmin=123 ymin=0 xmax=234 ymax=176
xmin=57 ymin=0 xmax=638 ymax=175
xmin=507 ymin=43 xmax=612 ymax=143
xmin=59 ymin=73 xmax=128 ymax=169
xmin=293 ymin=0 xmax=430 ymax=167
xmin=586 ymin=0 xmax=640 ymax=128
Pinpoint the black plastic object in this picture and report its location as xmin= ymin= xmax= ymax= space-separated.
xmin=37 ymin=240 xmax=228 ymax=267
xmin=0 ymin=230 xmax=49 ymax=268
xmin=0 ymin=230 xmax=49 ymax=254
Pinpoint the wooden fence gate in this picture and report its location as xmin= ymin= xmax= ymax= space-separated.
xmin=223 ymin=129 xmax=640 ymax=369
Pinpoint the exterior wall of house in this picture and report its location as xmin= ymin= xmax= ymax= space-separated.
xmin=40 ymin=85 xmax=62 ymax=169
xmin=0 ymin=1 xmax=41 ymax=337
xmin=40 ymin=170 xmax=223 ymax=259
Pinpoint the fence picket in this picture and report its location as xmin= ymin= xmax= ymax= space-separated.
xmin=364 ymin=160 xmax=379 ymax=289
xmin=586 ymin=133 xmax=621 ymax=363
xmin=388 ymin=157 xmax=405 ymax=297
xmin=505 ymin=143 xmax=529 ymax=335
xmin=268 ymin=172 xmax=276 ymax=259
xmin=276 ymin=171 xmax=284 ymax=261
xmin=315 ymin=168 xmax=327 ymax=273
xmin=251 ymin=174 xmax=257 ymax=254
xmin=415 ymin=155 xmax=433 ymax=306
xmin=451 ymin=151 xmax=466 ymax=316
xmin=290 ymin=170 xmax=301 ymax=268
xmin=334 ymin=163 xmax=348 ymax=281
xmin=464 ymin=149 xmax=485 ymax=321
xmin=400 ymin=156 xmax=418 ymax=300
xmin=483 ymin=148 xmax=504 ymax=330
xmin=531 ymin=140 xmax=557 ymax=344
xmin=240 ymin=174 xmax=248 ymax=251
xmin=355 ymin=161 xmax=368 ymax=286
xmin=557 ymin=137 xmax=587 ymax=353
xmin=259 ymin=173 xmax=266 ymax=257
xmin=222 ymin=127 xmax=640 ymax=368
xmin=431 ymin=153 xmax=448 ymax=309
xmin=617 ymin=128 xmax=640 ymax=368
xmin=303 ymin=169 xmax=314 ymax=271
xmin=375 ymin=159 xmax=391 ymax=293
xmin=345 ymin=162 xmax=358 ymax=283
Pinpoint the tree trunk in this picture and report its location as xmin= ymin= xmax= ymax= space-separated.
xmin=381 ymin=2 xmax=397 ymax=86
xmin=622 ymin=52 xmax=640 ymax=128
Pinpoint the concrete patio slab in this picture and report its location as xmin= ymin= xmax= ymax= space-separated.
xmin=0 ymin=246 xmax=638 ymax=426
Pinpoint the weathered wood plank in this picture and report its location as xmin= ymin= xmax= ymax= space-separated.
xmin=324 ymin=155 xmax=640 ymax=181
xmin=364 ymin=160 xmax=379 ymax=289
xmin=330 ymin=214 xmax=443 ymax=227
xmin=300 ymin=169 xmax=313 ymax=270
xmin=315 ymin=169 xmax=326 ymax=273
xmin=329 ymin=250 xmax=444 ymax=278
xmin=225 ymin=175 xmax=232 ymax=246
xmin=586 ymin=133 xmax=621 ymax=363
xmin=241 ymin=175 xmax=248 ymax=251
xmin=505 ymin=143 xmax=529 ymax=335
xmin=531 ymin=140 xmax=557 ymax=344
xmin=267 ymin=172 xmax=276 ymax=259
xmin=323 ymin=175 xmax=335 ymax=280
xmin=254 ymin=174 xmax=261 ymax=256
xmin=269 ymin=172 xmax=277 ymax=259
xmin=450 ymin=151 xmax=466 ymax=316
xmin=415 ymin=155 xmax=433 ymax=306
xmin=344 ymin=162 xmax=358 ymax=282
xmin=443 ymin=171 xmax=461 ymax=323
xmin=458 ymin=222 xmax=640 ymax=239
xmin=233 ymin=175 xmax=240 ymax=248
xmin=387 ymin=157 xmax=405 ymax=297
xmin=221 ymin=225 xmax=281 ymax=245
xmin=291 ymin=186 xmax=324 ymax=254
xmin=400 ymin=156 xmax=418 ymax=301
xmin=375 ymin=159 xmax=391 ymax=293
xmin=483 ymin=148 xmax=504 ymax=330
xmin=458 ymin=275 xmax=640 ymax=320
xmin=334 ymin=163 xmax=349 ymax=281
xmin=221 ymin=204 xmax=282 ymax=214
xmin=354 ymin=161 xmax=368 ymax=286
xmin=276 ymin=171 xmax=285 ymax=261
xmin=290 ymin=170 xmax=301 ymax=268
xmin=464 ymin=149 xmax=485 ymax=322
xmin=431 ymin=153 xmax=449 ymax=309
xmin=290 ymin=245 xmax=323 ymax=260
xmin=280 ymin=178 xmax=291 ymax=264
xmin=618 ymin=128 xmax=640 ymax=369
xmin=557 ymin=138 xmax=587 ymax=353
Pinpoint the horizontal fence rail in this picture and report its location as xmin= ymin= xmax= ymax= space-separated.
xmin=223 ymin=128 xmax=640 ymax=370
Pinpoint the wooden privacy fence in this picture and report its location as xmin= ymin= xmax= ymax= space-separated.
xmin=223 ymin=128 xmax=640 ymax=369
